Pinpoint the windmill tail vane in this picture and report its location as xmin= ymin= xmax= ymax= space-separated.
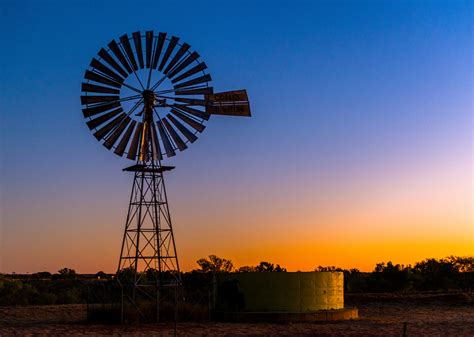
xmin=206 ymin=89 xmax=251 ymax=117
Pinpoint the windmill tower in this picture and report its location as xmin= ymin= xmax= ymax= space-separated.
xmin=80 ymin=30 xmax=251 ymax=321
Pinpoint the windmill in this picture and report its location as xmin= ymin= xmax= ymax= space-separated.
xmin=80 ymin=30 xmax=251 ymax=321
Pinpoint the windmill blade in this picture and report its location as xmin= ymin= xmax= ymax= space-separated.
xmin=145 ymin=31 xmax=153 ymax=68
xmin=86 ymin=108 xmax=123 ymax=130
xmin=167 ymin=114 xmax=198 ymax=143
xmin=127 ymin=122 xmax=143 ymax=160
xmin=98 ymin=48 xmax=128 ymax=78
xmin=163 ymin=43 xmax=190 ymax=75
xmin=163 ymin=118 xmax=187 ymax=151
xmin=83 ymin=101 xmax=121 ymax=118
xmin=93 ymin=113 xmax=126 ymax=140
xmin=90 ymin=58 xmax=124 ymax=83
xmin=132 ymin=31 xmax=144 ymax=69
xmin=152 ymin=32 xmax=166 ymax=69
xmin=84 ymin=70 xmax=121 ymax=88
xmin=171 ymin=63 xmax=207 ymax=84
xmin=171 ymin=108 xmax=205 ymax=133
xmin=114 ymin=120 xmax=137 ymax=156
xmin=158 ymin=36 xmax=179 ymax=72
xmin=120 ymin=34 xmax=138 ymax=71
xmin=167 ymin=51 xmax=200 ymax=79
xmin=174 ymin=97 xmax=207 ymax=106
xmin=81 ymin=95 xmax=119 ymax=105
xmin=82 ymin=83 xmax=120 ymax=95
xmin=174 ymin=104 xmax=210 ymax=120
xmin=175 ymin=87 xmax=214 ymax=95
xmin=157 ymin=121 xmax=176 ymax=157
xmin=174 ymin=74 xmax=211 ymax=89
xmin=108 ymin=40 xmax=133 ymax=74
xmin=150 ymin=122 xmax=163 ymax=161
xmin=104 ymin=116 xmax=132 ymax=149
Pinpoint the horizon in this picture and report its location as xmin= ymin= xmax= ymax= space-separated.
xmin=1 ymin=0 xmax=472 ymax=274
xmin=2 ymin=254 xmax=472 ymax=275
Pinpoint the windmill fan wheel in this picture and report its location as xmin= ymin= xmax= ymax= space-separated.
xmin=81 ymin=31 xmax=213 ymax=160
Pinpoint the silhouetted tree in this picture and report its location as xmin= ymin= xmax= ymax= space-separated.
xmin=372 ymin=261 xmax=410 ymax=291
xmin=145 ymin=268 xmax=159 ymax=282
xmin=55 ymin=268 xmax=77 ymax=279
xmin=413 ymin=258 xmax=458 ymax=290
xmin=237 ymin=266 xmax=256 ymax=272
xmin=95 ymin=271 xmax=109 ymax=280
xmin=255 ymin=262 xmax=287 ymax=272
xmin=31 ymin=271 xmax=52 ymax=279
xmin=345 ymin=268 xmax=369 ymax=293
xmin=196 ymin=255 xmax=233 ymax=273
xmin=116 ymin=266 xmax=137 ymax=283
xmin=316 ymin=266 xmax=344 ymax=272
xmin=446 ymin=255 xmax=474 ymax=273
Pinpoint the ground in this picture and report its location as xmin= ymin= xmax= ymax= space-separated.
xmin=0 ymin=293 xmax=473 ymax=336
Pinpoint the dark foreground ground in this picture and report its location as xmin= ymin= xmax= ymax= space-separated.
xmin=0 ymin=293 xmax=473 ymax=336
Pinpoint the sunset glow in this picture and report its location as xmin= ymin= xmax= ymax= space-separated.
xmin=1 ymin=0 xmax=472 ymax=274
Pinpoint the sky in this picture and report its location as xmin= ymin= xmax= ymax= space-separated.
xmin=0 ymin=0 xmax=472 ymax=273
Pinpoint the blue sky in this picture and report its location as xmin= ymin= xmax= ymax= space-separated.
xmin=0 ymin=0 xmax=472 ymax=273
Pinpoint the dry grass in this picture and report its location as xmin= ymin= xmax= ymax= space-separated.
xmin=0 ymin=293 xmax=473 ymax=336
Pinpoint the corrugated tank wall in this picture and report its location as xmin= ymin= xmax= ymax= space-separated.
xmin=214 ymin=272 xmax=344 ymax=312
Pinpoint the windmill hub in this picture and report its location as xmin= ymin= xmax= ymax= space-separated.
xmin=142 ymin=89 xmax=156 ymax=108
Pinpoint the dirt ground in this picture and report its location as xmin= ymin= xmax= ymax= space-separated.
xmin=0 ymin=293 xmax=473 ymax=336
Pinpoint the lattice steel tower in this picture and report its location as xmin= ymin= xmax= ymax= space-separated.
xmin=117 ymin=89 xmax=181 ymax=318
xmin=80 ymin=30 xmax=251 ymax=322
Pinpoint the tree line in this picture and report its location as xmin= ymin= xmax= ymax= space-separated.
xmin=195 ymin=255 xmax=473 ymax=292
xmin=0 ymin=255 xmax=472 ymax=306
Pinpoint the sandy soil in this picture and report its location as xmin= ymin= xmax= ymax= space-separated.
xmin=0 ymin=295 xmax=473 ymax=336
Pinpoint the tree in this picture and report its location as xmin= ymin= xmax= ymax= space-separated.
xmin=255 ymin=262 xmax=287 ymax=272
xmin=196 ymin=255 xmax=233 ymax=273
xmin=57 ymin=268 xmax=77 ymax=279
xmin=374 ymin=261 xmax=410 ymax=291
xmin=95 ymin=271 xmax=109 ymax=280
xmin=446 ymin=255 xmax=474 ymax=273
xmin=237 ymin=266 xmax=256 ymax=272
xmin=374 ymin=262 xmax=385 ymax=273
xmin=316 ymin=266 xmax=344 ymax=272
xmin=31 ymin=271 xmax=52 ymax=279
xmin=413 ymin=258 xmax=458 ymax=290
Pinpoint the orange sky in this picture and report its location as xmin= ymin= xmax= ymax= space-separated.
xmin=2 ymin=143 xmax=471 ymax=274
xmin=1 ymin=1 xmax=472 ymax=275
